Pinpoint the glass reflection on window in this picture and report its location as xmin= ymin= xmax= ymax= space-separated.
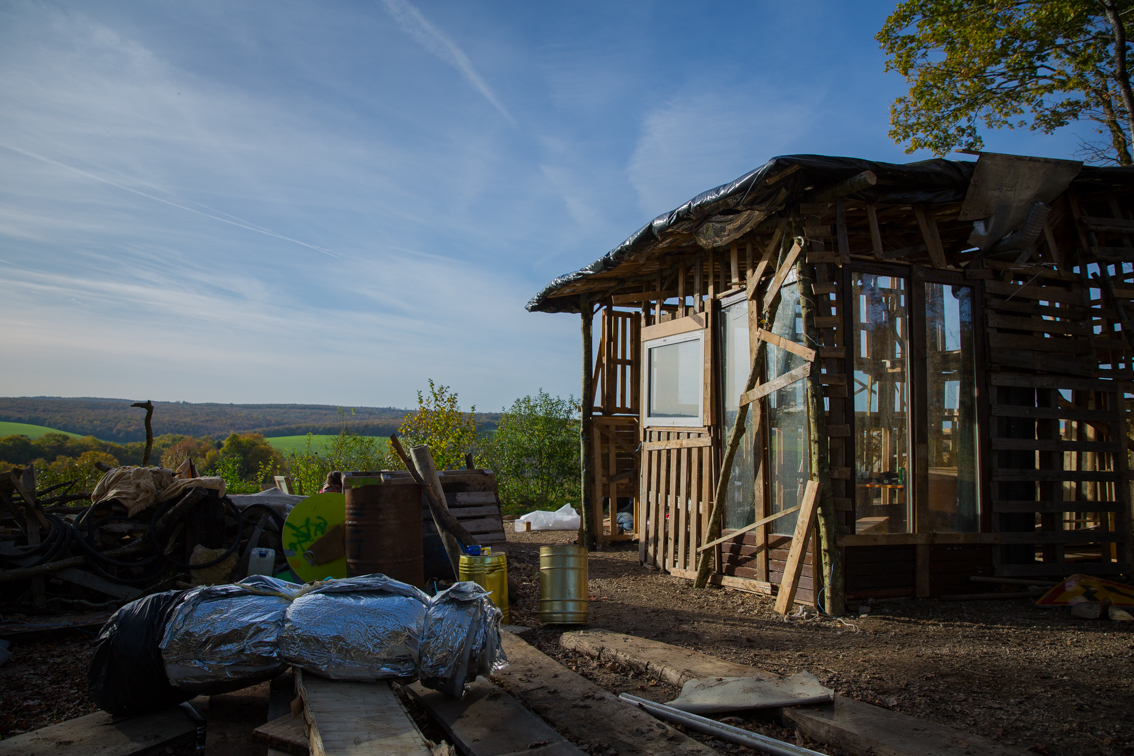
xmin=853 ymin=273 xmax=910 ymax=534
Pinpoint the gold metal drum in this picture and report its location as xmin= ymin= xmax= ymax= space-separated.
xmin=458 ymin=548 xmax=509 ymax=624
xmin=539 ymin=544 xmax=588 ymax=624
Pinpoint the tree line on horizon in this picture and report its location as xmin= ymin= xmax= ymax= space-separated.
xmin=0 ymin=382 xmax=580 ymax=516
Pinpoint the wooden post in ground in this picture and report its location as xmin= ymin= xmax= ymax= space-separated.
xmin=131 ymin=400 xmax=154 ymax=466
xmin=774 ymin=480 xmax=821 ymax=614
xmin=580 ymin=295 xmax=597 ymax=551
xmin=797 ymin=259 xmax=844 ymax=615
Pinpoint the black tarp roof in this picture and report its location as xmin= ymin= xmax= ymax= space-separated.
xmin=526 ymin=153 xmax=1133 ymax=314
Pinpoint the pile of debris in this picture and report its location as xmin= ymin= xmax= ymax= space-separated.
xmin=0 ymin=461 xmax=286 ymax=609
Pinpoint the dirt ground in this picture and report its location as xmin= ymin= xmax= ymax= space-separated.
xmin=2 ymin=528 xmax=1132 ymax=755
xmin=505 ymin=528 xmax=1134 ymax=756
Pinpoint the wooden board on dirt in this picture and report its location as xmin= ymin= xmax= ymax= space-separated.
xmin=494 ymin=631 xmax=719 ymax=756
xmin=784 ymin=696 xmax=1031 ymax=756
xmin=406 ymin=678 xmax=585 ymax=756
xmin=0 ymin=699 xmax=204 ymax=756
xmin=296 ymin=670 xmax=431 ymax=756
xmin=558 ymin=628 xmax=775 ymax=687
xmin=562 ymin=629 xmax=1030 ymax=756
xmin=255 ymin=714 xmax=309 ymax=756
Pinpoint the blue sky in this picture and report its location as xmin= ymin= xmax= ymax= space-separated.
xmin=0 ymin=1 xmax=1093 ymax=412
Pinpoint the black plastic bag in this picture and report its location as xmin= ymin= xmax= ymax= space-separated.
xmin=88 ymin=589 xmax=191 ymax=716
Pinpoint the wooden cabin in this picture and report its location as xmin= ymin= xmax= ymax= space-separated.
xmin=528 ymin=152 xmax=1134 ymax=609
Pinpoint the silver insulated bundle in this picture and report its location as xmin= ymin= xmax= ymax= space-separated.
xmin=279 ymin=574 xmax=429 ymax=682
xmin=160 ymin=575 xmax=300 ymax=693
xmin=418 ymin=581 xmax=507 ymax=698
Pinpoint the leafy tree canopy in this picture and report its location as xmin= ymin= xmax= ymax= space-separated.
xmin=878 ymin=0 xmax=1134 ymax=164
xmin=398 ymin=380 xmax=477 ymax=472
xmin=479 ymin=391 xmax=580 ymax=516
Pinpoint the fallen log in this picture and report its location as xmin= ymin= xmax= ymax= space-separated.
xmin=389 ymin=434 xmax=477 ymax=549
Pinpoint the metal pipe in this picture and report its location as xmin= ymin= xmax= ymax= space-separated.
xmin=618 ymin=693 xmax=826 ymax=756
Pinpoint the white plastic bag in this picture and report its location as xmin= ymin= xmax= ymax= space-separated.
xmin=517 ymin=504 xmax=581 ymax=531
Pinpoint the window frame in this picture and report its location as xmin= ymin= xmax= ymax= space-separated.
xmin=642 ymin=329 xmax=706 ymax=428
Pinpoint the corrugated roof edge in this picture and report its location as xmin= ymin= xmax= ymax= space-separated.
xmin=526 ymin=153 xmax=1134 ymax=315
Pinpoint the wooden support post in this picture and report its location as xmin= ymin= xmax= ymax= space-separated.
xmin=835 ymin=198 xmax=850 ymax=265
xmin=774 ymin=480 xmax=821 ymax=614
xmin=866 ymin=204 xmax=884 ymax=259
xmin=914 ymin=205 xmax=948 ymax=268
xmin=410 ymin=445 xmax=462 ymax=579
xmin=798 ymin=260 xmax=844 ymax=615
xmin=580 ymin=295 xmax=597 ymax=551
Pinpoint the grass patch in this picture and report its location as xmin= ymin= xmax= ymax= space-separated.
xmin=0 ymin=421 xmax=82 ymax=439
xmin=265 ymin=434 xmax=391 ymax=455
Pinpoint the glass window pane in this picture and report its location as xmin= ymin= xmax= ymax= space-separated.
xmin=720 ymin=299 xmax=755 ymax=530
xmin=853 ymin=273 xmax=910 ymax=534
xmin=926 ymin=283 xmax=979 ymax=532
xmin=766 ymin=280 xmax=809 ymax=535
xmin=648 ymin=337 xmax=701 ymax=418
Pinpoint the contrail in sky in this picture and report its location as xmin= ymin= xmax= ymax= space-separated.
xmin=379 ymin=0 xmax=516 ymax=126
xmin=0 ymin=140 xmax=340 ymax=258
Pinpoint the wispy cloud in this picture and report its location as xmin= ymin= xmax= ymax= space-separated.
xmin=0 ymin=140 xmax=340 ymax=258
xmin=379 ymin=0 xmax=515 ymax=125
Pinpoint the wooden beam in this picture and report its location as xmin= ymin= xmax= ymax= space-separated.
xmin=913 ymin=205 xmax=948 ymax=268
xmin=746 ymin=219 xmax=787 ymax=300
xmin=774 ymin=480 xmax=821 ymax=614
xmin=739 ymin=363 xmax=811 ymax=407
xmin=835 ymin=198 xmax=850 ymax=265
xmin=762 ymin=239 xmax=804 ymax=311
xmin=296 ymin=671 xmax=431 ymax=756
xmin=757 ymin=329 xmax=817 ymax=362
xmin=866 ymin=203 xmax=883 ymax=259
xmin=610 ymin=290 xmax=677 ymax=306
xmin=695 ymin=503 xmax=803 ymax=553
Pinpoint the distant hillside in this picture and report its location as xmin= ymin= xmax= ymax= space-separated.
xmin=0 ymin=397 xmax=500 ymax=443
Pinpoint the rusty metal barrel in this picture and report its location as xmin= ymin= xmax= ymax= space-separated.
xmin=539 ymin=544 xmax=588 ymax=624
xmin=345 ymin=477 xmax=424 ymax=588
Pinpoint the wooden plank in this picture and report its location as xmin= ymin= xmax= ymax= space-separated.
xmin=610 ymin=290 xmax=676 ymax=305
xmin=296 ymin=671 xmax=431 ymax=756
xmin=454 ymin=492 xmax=497 ymax=505
xmin=739 ymin=363 xmax=811 ymax=407
xmin=640 ymin=436 xmax=712 ymax=451
xmin=558 ymin=628 xmax=774 ymax=688
xmin=641 ymin=313 xmax=704 ymax=342
xmin=0 ymin=702 xmax=202 ymax=756
xmin=451 ymin=505 xmax=505 ymax=519
xmin=774 ymin=480 xmax=821 ymax=614
xmin=255 ymin=715 xmax=309 ymax=756
xmin=406 ymin=679 xmax=585 ymax=756
xmin=696 ymin=504 xmax=802 ymax=553
xmin=989 ymin=372 xmax=1133 ymax=393
xmin=561 ymin=629 xmax=1027 ymax=756
xmin=993 ymin=500 xmax=1124 ymax=513
xmin=786 ymin=697 xmax=1031 ymax=756
xmin=835 ymin=198 xmax=850 ymax=265
xmin=865 ymin=204 xmax=883 ymax=259
xmin=985 ymin=312 xmax=1089 ymax=336
xmin=915 ymin=543 xmax=929 ymax=599
xmin=757 ymin=329 xmax=817 ymax=362
xmin=990 ymin=404 xmax=1114 ymax=422
xmin=996 ymin=530 xmax=1126 ymax=545
xmin=990 ymin=438 xmax=1120 ymax=452
xmin=996 ymin=562 xmax=1130 ymax=578
xmin=913 ymin=205 xmax=947 ymax=268
xmin=494 ymin=632 xmax=718 ymax=756
xmin=746 ymin=219 xmax=787 ymax=299
xmin=762 ymin=239 xmax=804 ymax=311
xmin=987 ymin=333 xmax=1092 ymax=353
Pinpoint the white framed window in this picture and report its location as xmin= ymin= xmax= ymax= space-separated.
xmin=644 ymin=330 xmax=704 ymax=427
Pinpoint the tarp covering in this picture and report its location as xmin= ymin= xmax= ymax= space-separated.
xmin=526 ymin=153 xmax=1132 ymax=314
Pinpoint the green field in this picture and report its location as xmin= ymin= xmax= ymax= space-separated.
xmin=265 ymin=435 xmax=342 ymax=454
xmin=0 ymin=421 xmax=82 ymax=439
